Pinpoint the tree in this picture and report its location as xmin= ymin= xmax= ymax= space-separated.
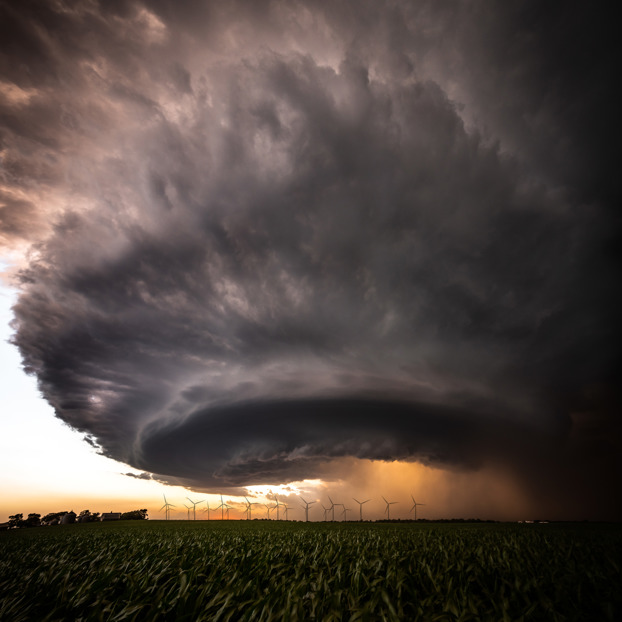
xmin=8 ymin=514 xmax=24 ymax=528
xmin=26 ymin=513 xmax=41 ymax=527
xmin=42 ymin=512 xmax=66 ymax=524
xmin=120 ymin=509 xmax=148 ymax=520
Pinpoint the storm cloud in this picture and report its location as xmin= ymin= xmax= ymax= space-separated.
xmin=3 ymin=1 xmax=620 ymax=517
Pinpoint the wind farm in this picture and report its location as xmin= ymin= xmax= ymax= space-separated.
xmin=154 ymin=491 xmax=424 ymax=522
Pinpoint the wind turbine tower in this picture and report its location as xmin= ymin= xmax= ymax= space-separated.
xmin=328 ymin=496 xmax=336 ymax=522
xmin=382 ymin=496 xmax=398 ymax=520
xmin=186 ymin=497 xmax=202 ymax=520
xmin=244 ymin=497 xmax=258 ymax=520
xmin=217 ymin=495 xmax=226 ymax=520
xmin=159 ymin=495 xmax=175 ymax=520
xmin=300 ymin=497 xmax=316 ymax=522
xmin=321 ymin=503 xmax=330 ymax=522
xmin=410 ymin=496 xmax=426 ymax=521
xmin=353 ymin=498 xmax=371 ymax=522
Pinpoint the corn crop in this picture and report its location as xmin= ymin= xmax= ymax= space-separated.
xmin=1 ymin=521 xmax=620 ymax=621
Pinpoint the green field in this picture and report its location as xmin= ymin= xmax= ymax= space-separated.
xmin=1 ymin=521 xmax=620 ymax=621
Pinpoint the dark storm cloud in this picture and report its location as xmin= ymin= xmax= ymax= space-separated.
xmin=3 ymin=0 xmax=620 ymax=517
xmin=137 ymin=397 xmax=549 ymax=486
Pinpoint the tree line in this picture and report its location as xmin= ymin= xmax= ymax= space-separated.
xmin=4 ymin=509 xmax=148 ymax=528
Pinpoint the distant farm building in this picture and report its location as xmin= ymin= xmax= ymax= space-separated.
xmin=100 ymin=512 xmax=122 ymax=521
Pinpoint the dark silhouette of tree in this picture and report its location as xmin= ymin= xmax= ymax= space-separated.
xmin=120 ymin=509 xmax=148 ymax=520
xmin=8 ymin=514 xmax=25 ymax=528
xmin=41 ymin=512 xmax=67 ymax=524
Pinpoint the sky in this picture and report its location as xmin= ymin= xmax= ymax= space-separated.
xmin=1 ymin=0 xmax=620 ymax=522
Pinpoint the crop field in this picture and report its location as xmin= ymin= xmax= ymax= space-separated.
xmin=1 ymin=521 xmax=620 ymax=621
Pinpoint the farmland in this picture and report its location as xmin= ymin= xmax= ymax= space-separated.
xmin=1 ymin=521 xmax=620 ymax=621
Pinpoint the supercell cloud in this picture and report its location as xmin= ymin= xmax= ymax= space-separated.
xmin=2 ymin=1 xmax=620 ymax=516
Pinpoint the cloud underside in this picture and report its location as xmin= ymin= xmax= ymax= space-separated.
xmin=3 ymin=1 xmax=620 ymax=515
xmin=138 ymin=397 xmax=527 ymax=487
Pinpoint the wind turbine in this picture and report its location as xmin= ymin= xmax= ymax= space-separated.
xmin=244 ymin=497 xmax=258 ymax=520
xmin=300 ymin=496 xmax=315 ymax=522
xmin=159 ymin=494 xmax=175 ymax=520
xmin=382 ymin=496 xmax=398 ymax=520
xmin=217 ymin=495 xmax=226 ymax=520
xmin=353 ymin=498 xmax=371 ymax=522
xmin=328 ymin=496 xmax=336 ymax=522
xmin=186 ymin=497 xmax=202 ymax=521
xmin=410 ymin=496 xmax=426 ymax=521
xmin=321 ymin=503 xmax=330 ymax=521
xmin=202 ymin=501 xmax=213 ymax=520
xmin=264 ymin=503 xmax=275 ymax=519
xmin=282 ymin=504 xmax=291 ymax=520
xmin=341 ymin=506 xmax=351 ymax=522
xmin=274 ymin=494 xmax=281 ymax=520
xmin=184 ymin=504 xmax=192 ymax=520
